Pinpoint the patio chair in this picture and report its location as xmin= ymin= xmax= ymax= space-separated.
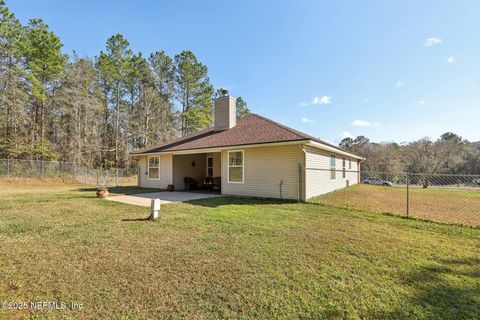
xmin=183 ymin=177 xmax=198 ymax=191
xmin=211 ymin=176 xmax=221 ymax=192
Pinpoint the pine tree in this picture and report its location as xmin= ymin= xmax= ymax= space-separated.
xmin=52 ymin=55 xmax=104 ymax=166
xmin=96 ymin=34 xmax=132 ymax=166
xmin=235 ymin=97 xmax=250 ymax=118
xmin=0 ymin=1 xmax=235 ymax=167
xmin=21 ymin=18 xmax=67 ymax=150
xmin=143 ymin=51 xmax=176 ymax=145
xmin=0 ymin=1 xmax=27 ymax=158
xmin=174 ymin=50 xmax=213 ymax=135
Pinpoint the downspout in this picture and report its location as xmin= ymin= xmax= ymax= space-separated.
xmin=220 ymin=150 xmax=223 ymax=196
xmin=298 ymin=144 xmax=307 ymax=202
xmin=278 ymin=179 xmax=283 ymax=200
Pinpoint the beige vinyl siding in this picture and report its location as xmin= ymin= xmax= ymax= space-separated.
xmin=172 ymin=154 xmax=207 ymax=190
xmin=221 ymin=144 xmax=304 ymax=200
xmin=137 ymin=154 xmax=173 ymax=188
xmin=304 ymin=146 xmax=359 ymax=199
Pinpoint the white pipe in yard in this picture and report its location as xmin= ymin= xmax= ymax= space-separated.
xmin=150 ymin=198 xmax=160 ymax=220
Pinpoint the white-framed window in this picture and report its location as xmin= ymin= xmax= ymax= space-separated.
xmin=207 ymin=156 xmax=213 ymax=176
xmin=148 ymin=156 xmax=160 ymax=180
xmin=349 ymin=159 xmax=352 ymax=169
xmin=330 ymin=154 xmax=336 ymax=180
xmin=228 ymin=150 xmax=244 ymax=183
xmin=342 ymin=157 xmax=346 ymax=178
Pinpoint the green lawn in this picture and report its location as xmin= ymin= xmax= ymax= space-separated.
xmin=310 ymin=184 xmax=480 ymax=227
xmin=0 ymin=183 xmax=479 ymax=319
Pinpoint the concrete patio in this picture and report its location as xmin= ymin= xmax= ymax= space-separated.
xmin=107 ymin=191 xmax=222 ymax=207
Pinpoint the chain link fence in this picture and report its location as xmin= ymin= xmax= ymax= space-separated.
xmin=2 ymin=160 xmax=479 ymax=226
xmin=0 ymin=159 xmax=138 ymax=187
xmin=310 ymin=170 xmax=480 ymax=227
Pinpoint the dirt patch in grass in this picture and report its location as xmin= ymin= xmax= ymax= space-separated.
xmin=310 ymin=184 xmax=480 ymax=227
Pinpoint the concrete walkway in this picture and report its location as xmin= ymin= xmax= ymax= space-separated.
xmin=107 ymin=191 xmax=222 ymax=207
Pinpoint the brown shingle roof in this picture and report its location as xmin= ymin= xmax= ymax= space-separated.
xmin=132 ymin=114 xmax=348 ymax=155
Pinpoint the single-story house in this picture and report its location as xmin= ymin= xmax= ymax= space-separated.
xmin=131 ymin=93 xmax=364 ymax=201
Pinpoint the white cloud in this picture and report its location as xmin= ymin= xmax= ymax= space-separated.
xmin=362 ymin=98 xmax=369 ymax=103
xmin=301 ymin=117 xmax=316 ymax=123
xmin=395 ymin=81 xmax=406 ymax=88
xmin=418 ymin=100 xmax=425 ymax=105
xmin=341 ymin=131 xmax=353 ymax=139
xmin=314 ymin=96 xmax=332 ymax=105
xmin=447 ymin=56 xmax=455 ymax=64
xmin=351 ymin=120 xmax=371 ymax=127
xmin=425 ymin=37 xmax=443 ymax=47
xmin=301 ymin=95 xmax=332 ymax=106
xmin=373 ymin=122 xmax=381 ymax=127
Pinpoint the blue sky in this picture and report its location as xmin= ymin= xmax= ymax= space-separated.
xmin=9 ymin=0 xmax=480 ymax=143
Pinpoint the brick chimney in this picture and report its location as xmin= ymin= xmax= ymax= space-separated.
xmin=214 ymin=90 xmax=236 ymax=131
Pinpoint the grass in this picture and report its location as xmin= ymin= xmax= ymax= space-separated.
xmin=0 ymin=183 xmax=479 ymax=319
xmin=309 ymin=184 xmax=480 ymax=227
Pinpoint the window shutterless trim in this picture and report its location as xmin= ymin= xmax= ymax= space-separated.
xmin=330 ymin=154 xmax=336 ymax=180
xmin=147 ymin=155 xmax=160 ymax=180
xmin=227 ymin=150 xmax=244 ymax=184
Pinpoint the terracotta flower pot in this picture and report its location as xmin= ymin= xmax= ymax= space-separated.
xmin=96 ymin=188 xmax=109 ymax=198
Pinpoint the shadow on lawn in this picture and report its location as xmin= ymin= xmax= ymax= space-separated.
xmin=122 ymin=217 xmax=151 ymax=222
xmin=369 ymin=257 xmax=480 ymax=319
xmin=185 ymin=196 xmax=297 ymax=208
xmin=119 ymin=197 xmax=296 ymax=222
xmin=77 ymin=186 xmax=165 ymax=196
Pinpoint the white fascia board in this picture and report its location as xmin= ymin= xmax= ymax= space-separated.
xmin=131 ymin=140 xmax=311 ymax=157
xmin=306 ymin=141 xmax=366 ymax=161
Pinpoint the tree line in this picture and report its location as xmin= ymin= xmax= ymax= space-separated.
xmin=0 ymin=1 xmax=249 ymax=168
xmin=340 ymin=132 xmax=480 ymax=175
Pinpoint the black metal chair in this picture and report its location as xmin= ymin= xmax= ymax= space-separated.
xmin=183 ymin=177 xmax=198 ymax=191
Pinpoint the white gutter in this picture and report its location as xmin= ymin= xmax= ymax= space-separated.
xmin=131 ymin=139 xmax=365 ymax=161
xmin=306 ymin=141 xmax=365 ymax=161
xmin=131 ymin=140 xmax=311 ymax=157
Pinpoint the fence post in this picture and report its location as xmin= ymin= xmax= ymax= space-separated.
xmin=406 ymin=173 xmax=410 ymax=217
xmin=7 ymin=158 xmax=10 ymax=177
xmin=85 ymin=168 xmax=88 ymax=184
xmin=115 ymin=167 xmax=119 ymax=187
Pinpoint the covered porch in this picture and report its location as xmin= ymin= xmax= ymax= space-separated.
xmin=171 ymin=152 xmax=222 ymax=192
xmin=137 ymin=151 xmax=222 ymax=192
xmin=138 ymin=148 xmax=245 ymax=196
